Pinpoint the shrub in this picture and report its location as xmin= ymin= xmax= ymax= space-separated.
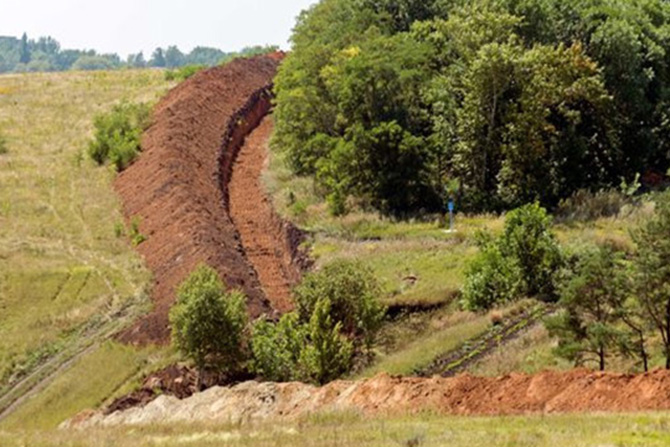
xmin=462 ymin=242 xmax=521 ymax=311
xmin=88 ymin=101 xmax=150 ymax=171
xmin=462 ymin=203 xmax=562 ymax=310
xmin=129 ymin=216 xmax=146 ymax=246
xmin=0 ymin=134 xmax=7 ymax=155
xmin=500 ymin=203 xmax=563 ymax=299
xmin=251 ymin=313 xmax=307 ymax=382
xmin=169 ymin=265 xmax=248 ymax=375
xmin=251 ymin=302 xmax=354 ymax=385
xmin=164 ymin=64 xmax=206 ymax=82
xmin=293 ymin=259 xmax=385 ymax=347
xmin=555 ymin=189 xmax=630 ymax=222
xmin=298 ymin=298 xmax=353 ymax=384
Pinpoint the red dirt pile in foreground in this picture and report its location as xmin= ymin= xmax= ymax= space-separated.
xmin=116 ymin=55 xmax=299 ymax=345
xmin=69 ymin=369 xmax=670 ymax=427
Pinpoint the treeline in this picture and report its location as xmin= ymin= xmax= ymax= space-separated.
xmin=0 ymin=33 xmax=277 ymax=73
xmin=274 ymin=0 xmax=670 ymax=215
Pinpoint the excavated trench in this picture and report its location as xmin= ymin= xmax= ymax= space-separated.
xmin=115 ymin=54 xmax=305 ymax=345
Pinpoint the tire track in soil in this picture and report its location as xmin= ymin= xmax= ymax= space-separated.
xmin=228 ymin=117 xmax=299 ymax=313
xmin=416 ymin=304 xmax=556 ymax=378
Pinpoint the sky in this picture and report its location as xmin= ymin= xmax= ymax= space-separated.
xmin=1 ymin=0 xmax=319 ymax=57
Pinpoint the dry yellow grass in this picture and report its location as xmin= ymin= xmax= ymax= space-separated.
xmin=0 ymin=69 xmax=175 ymax=429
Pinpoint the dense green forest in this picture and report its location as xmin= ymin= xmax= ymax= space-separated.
xmin=273 ymin=0 xmax=670 ymax=215
xmin=0 ymin=33 xmax=276 ymax=73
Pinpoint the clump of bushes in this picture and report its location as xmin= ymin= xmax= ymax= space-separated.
xmin=169 ymin=260 xmax=384 ymax=386
xmin=88 ymin=101 xmax=150 ymax=171
xmin=462 ymin=203 xmax=563 ymax=311
xmin=252 ymin=260 xmax=384 ymax=384
xmin=164 ymin=64 xmax=206 ymax=82
xmin=293 ymin=260 xmax=385 ymax=346
xmin=251 ymin=299 xmax=354 ymax=384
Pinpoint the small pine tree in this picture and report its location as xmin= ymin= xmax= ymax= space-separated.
xmin=299 ymin=298 xmax=353 ymax=385
xmin=546 ymin=247 xmax=627 ymax=371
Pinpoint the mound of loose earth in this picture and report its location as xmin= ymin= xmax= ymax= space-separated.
xmin=68 ymin=369 xmax=670 ymax=427
xmin=115 ymin=55 xmax=304 ymax=345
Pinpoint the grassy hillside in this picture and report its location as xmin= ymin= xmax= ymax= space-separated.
xmin=0 ymin=70 xmax=176 ymax=429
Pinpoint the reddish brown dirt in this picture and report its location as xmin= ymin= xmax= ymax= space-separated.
xmin=115 ymin=55 xmax=301 ymax=345
xmin=228 ymin=117 xmax=301 ymax=313
xmin=74 ymin=369 xmax=670 ymax=427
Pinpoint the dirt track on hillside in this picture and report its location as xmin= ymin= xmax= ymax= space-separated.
xmin=115 ymin=55 xmax=303 ymax=345
xmin=69 ymin=369 xmax=670 ymax=427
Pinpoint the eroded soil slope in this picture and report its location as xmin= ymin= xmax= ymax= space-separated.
xmin=116 ymin=55 xmax=292 ymax=345
xmin=72 ymin=369 xmax=670 ymax=426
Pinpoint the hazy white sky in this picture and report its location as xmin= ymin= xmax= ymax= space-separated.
xmin=1 ymin=0 xmax=318 ymax=56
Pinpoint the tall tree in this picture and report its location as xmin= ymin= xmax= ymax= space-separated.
xmin=149 ymin=47 xmax=166 ymax=67
xmin=165 ymin=45 xmax=185 ymax=68
xmin=19 ymin=32 xmax=30 ymax=64
xmin=633 ymin=191 xmax=670 ymax=369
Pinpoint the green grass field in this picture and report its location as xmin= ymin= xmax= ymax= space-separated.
xmin=0 ymin=70 xmax=176 ymax=429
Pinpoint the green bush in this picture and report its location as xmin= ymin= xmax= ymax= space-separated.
xmin=251 ymin=300 xmax=353 ymax=385
xmin=293 ymin=259 xmax=385 ymax=347
xmin=88 ymin=101 xmax=150 ymax=171
xmin=251 ymin=259 xmax=381 ymax=384
xmin=462 ymin=203 xmax=562 ymax=310
xmin=500 ymin=203 xmax=563 ymax=299
xmin=251 ymin=313 xmax=307 ymax=382
xmin=462 ymin=241 xmax=521 ymax=311
xmin=298 ymin=298 xmax=353 ymax=385
xmin=169 ymin=265 xmax=248 ymax=375
xmin=164 ymin=64 xmax=206 ymax=82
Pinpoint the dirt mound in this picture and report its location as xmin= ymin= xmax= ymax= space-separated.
xmin=115 ymin=55 xmax=304 ymax=345
xmin=68 ymin=369 xmax=670 ymax=427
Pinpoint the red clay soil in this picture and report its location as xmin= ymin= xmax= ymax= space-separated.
xmin=115 ymin=55 xmax=302 ymax=345
xmin=228 ymin=117 xmax=300 ymax=313
xmin=77 ymin=369 xmax=670 ymax=426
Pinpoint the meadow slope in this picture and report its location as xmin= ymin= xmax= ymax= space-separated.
xmin=0 ymin=70 xmax=176 ymax=430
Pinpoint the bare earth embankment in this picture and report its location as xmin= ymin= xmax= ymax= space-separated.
xmin=115 ymin=54 xmax=303 ymax=345
xmin=70 ymin=369 xmax=670 ymax=427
